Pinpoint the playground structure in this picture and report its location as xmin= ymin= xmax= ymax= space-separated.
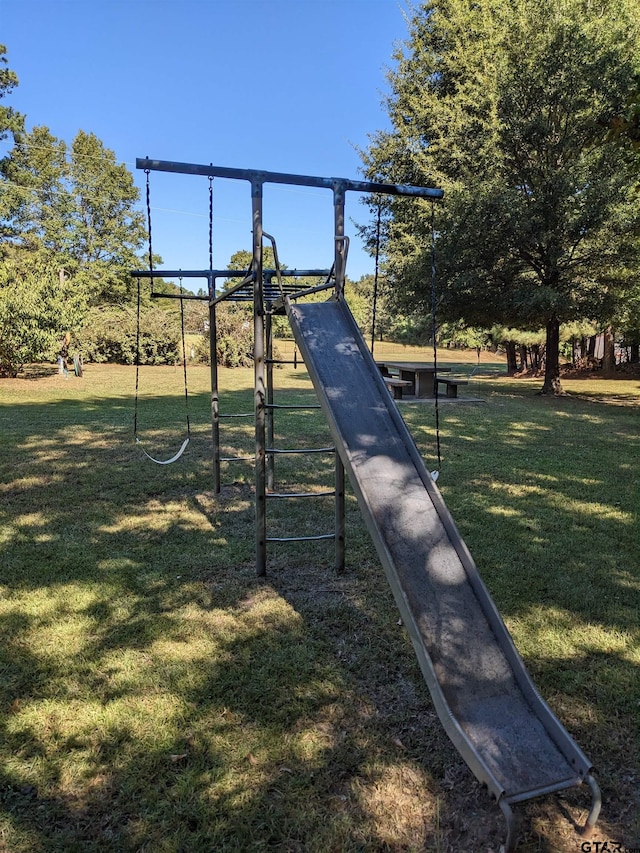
xmin=135 ymin=158 xmax=601 ymax=850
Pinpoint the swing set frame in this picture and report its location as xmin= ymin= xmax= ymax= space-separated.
xmin=135 ymin=157 xmax=443 ymax=576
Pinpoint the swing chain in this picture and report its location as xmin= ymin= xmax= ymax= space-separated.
xmin=145 ymin=169 xmax=154 ymax=274
xmin=207 ymin=175 xmax=215 ymax=300
xmin=134 ymin=171 xmax=190 ymax=463
xmin=208 ymin=174 xmax=214 ymax=271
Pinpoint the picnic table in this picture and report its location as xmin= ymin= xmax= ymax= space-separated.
xmin=377 ymin=362 xmax=451 ymax=397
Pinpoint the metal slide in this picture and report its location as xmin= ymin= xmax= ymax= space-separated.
xmin=286 ymin=296 xmax=600 ymax=849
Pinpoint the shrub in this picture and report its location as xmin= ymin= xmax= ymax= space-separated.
xmin=197 ymin=304 xmax=254 ymax=367
xmin=76 ymin=306 xmax=180 ymax=365
xmin=0 ymin=252 xmax=87 ymax=377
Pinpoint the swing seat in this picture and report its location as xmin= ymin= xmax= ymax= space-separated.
xmin=136 ymin=436 xmax=190 ymax=465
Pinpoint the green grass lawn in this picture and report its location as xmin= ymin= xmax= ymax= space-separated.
xmin=0 ymin=351 xmax=638 ymax=852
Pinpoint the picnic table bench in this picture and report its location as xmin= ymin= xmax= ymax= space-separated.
xmin=435 ymin=375 xmax=469 ymax=398
xmin=383 ymin=376 xmax=413 ymax=399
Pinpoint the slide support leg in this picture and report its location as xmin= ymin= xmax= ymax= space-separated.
xmin=580 ymin=774 xmax=601 ymax=838
xmin=499 ymin=799 xmax=517 ymax=853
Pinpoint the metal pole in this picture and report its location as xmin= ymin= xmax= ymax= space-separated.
xmin=333 ymin=182 xmax=347 ymax=565
xmin=265 ymin=308 xmax=275 ymax=492
xmin=335 ymin=452 xmax=345 ymax=572
xmin=210 ymin=298 xmax=221 ymax=493
xmin=253 ymin=178 xmax=267 ymax=576
xmin=371 ymin=203 xmax=382 ymax=356
xmin=333 ymin=182 xmax=346 ymax=299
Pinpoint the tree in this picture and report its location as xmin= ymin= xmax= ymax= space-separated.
xmin=2 ymin=127 xmax=146 ymax=305
xmin=0 ymin=45 xmax=23 ymax=151
xmin=609 ymin=76 xmax=640 ymax=151
xmin=0 ymin=44 xmax=25 ymax=234
xmin=225 ymin=246 xmax=279 ymax=291
xmin=67 ymin=131 xmax=146 ymax=303
xmin=0 ymin=249 xmax=86 ymax=376
xmin=607 ymin=76 xmax=640 ymax=361
xmin=2 ymin=126 xmax=73 ymax=251
xmin=362 ymin=0 xmax=640 ymax=393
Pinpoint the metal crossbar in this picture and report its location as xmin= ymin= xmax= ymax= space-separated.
xmin=137 ymin=158 xmax=444 ymax=200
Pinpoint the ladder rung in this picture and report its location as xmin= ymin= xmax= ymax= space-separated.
xmin=266 ymin=533 xmax=335 ymax=543
xmin=219 ymin=455 xmax=253 ymax=462
xmin=219 ymin=412 xmax=254 ymax=419
xmin=265 ymin=404 xmax=321 ymax=410
xmin=266 ymin=447 xmax=334 ymax=455
xmin=267 ymin=491 xmax=335 ymax=499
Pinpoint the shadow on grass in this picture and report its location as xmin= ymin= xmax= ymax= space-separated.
xmin=0 ymin=381 xmax=637 ymax=851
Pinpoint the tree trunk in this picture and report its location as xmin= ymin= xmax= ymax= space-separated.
xmin=519 ymin=345 xmax=528 ymax=370
xmin=505 ymin=341 xmax=518 ymax=374
xmin=531 ymin=345 xmax=540 ymax=370
xmin=602 ymin=326 xmax=616 ymax=375
xmin=630 ymin=343 xmax=639 ymax=364
xmin=540 ymin=316 xmax=563 ymax=394
xmin=578 ymin=336 xmax=587 ymax=363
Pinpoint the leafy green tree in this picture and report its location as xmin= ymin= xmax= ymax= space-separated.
xmin=2 ymin=127 xmax=145 ymax=305
xmin=0 ymin=249 xmax=86 ymax=376
xmin=607 ymin=76 xmax=640 ymax=361
xmin=345 ymin=274 xmax=377 ymax=338
xmin=2 ymin=126 xmax=73 ymax=251
xmin=362 ymin=0 xmax=640 ymax=393
xmin=224 ymin=247 xmax=279 ymax=292
xmin=610 ymin=76 xmax=640 ymax=151
xmin=67 ymin=131 xmax=146 ymax=303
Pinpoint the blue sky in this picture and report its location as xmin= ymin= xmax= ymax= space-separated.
xmin=2 ymin=0 xmax=414 ymax=290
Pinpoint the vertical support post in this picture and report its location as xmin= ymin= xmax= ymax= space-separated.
xmin=265 ymin=308 xmax=275 ymax=491
xmin=209 ymin=297 xmax=221 ymax=494
xmin=371 ymin=202 xmax=382 ymax=356
xmin=333 ymin=182 xmax=346 ymax=298
xmin=253 ymin=178 xmax=267 ymax=576
xmin=333 ymin=182 xmax=347 ymax=567
xmin=335 ymin=452 xmax=345 ymax=572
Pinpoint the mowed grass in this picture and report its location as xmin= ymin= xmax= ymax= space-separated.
xmin=0 ymin=348 xmax=638 ymax=852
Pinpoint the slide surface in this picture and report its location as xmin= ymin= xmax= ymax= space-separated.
xmin=286 ymin=297 xmax=592 ymax=805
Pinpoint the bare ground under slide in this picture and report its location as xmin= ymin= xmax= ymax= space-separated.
xmin=286 ymin=296 xmax=599 ymax=849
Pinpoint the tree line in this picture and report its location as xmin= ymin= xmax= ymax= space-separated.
xmin=0 ymin=48 xmax=380 ymax=376
xmin=3 ymin=2 xmax=640 ymax=392
xmin=360 ymin=0 xmax=640 ymax=393
xmin=0 ymin=43 xmax=152 ymax=375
